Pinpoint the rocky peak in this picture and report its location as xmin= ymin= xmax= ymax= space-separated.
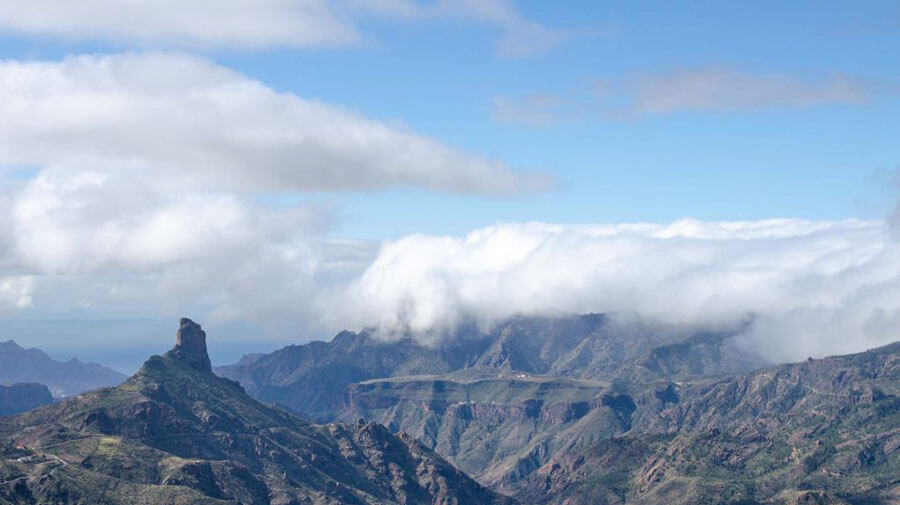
xmin=169 ymin=318 xmax=211 ymax=372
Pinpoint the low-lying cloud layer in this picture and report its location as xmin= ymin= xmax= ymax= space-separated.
xmin=325 ymin=219 xmax=900 ymax=362
xmin=2 ymin=188 xmax=898 ymax=362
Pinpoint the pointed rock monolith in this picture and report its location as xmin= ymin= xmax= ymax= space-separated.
xmin=169 ymin=317 xmax=212 ymax=372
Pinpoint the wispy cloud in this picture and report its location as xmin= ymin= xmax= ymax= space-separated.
xmin=0 ymin=0 xmax=570 ymax=56
xmin=493 ymin=66 xmax=878 ymax=125
xmin=621 ymin=66 xmax=870 ymax=116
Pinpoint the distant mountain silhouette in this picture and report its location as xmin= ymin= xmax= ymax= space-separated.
xmin=0 ymin=340 xmax=126 ymax=398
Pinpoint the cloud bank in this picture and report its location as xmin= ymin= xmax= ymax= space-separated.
xmin=2 ymin=189 xmax=898 ymax=362
xmin=324 ymin=219 xmax=900 ymax=362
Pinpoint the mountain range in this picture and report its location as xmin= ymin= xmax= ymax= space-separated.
xmin=1 ymin=315 xmax=898 ymax=504
xmin=218 ymin=314 xmax=900 ymax=504
xmin=217 ymin=315 xmax=770 ymax=491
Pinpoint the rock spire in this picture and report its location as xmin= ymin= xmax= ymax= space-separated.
xmin=170 ymin=317 xmax=211 ymax=372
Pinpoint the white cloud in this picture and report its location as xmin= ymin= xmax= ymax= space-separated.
xmin=0 ymin=163 xmax=332 ymax=323
xmin=0 ymin=53 xmax=547 ymax=195
xmin=0 ymin=0 xmax=566 ymax=55
xmin=3 ymin=186 xmax=899 ymax=363
xmin=322 ymin=219 xmax=900 ymax=361
xmin=0 ymin=51 xmax=546 ymax=334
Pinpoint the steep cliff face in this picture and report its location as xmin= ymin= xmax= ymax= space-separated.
xmin=0 ymin=319 xmax=516 ymax=505
xmin=0 ymin=383 xmax=53 ymax=417
xmin=339 ymin=371 xmax=651 ymax=493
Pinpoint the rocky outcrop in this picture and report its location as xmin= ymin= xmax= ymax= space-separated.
xmin=167 ymin=317 xmax=212 ymax=372
xmin=0 ymin=383 xmax=53 ymax=416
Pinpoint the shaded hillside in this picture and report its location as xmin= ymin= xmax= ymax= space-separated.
xmin=518 ymin=342 xmax=900 ymax=505
xmin=0 ymin=384 xmax=53 ymax=417
xmin=0 ymin=319 xmax=516 ymax=505
xmin=0 ymin=340 xmax=126 ymax=398
xmin=217 ymin=314 xmax=762 ymax=421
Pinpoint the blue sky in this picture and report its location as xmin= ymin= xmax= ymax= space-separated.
xmin=218 ymin=1 xmax=900 ymax=236
xmin=0 ymin=1 xmax=898 ymax=371
xmin=2 ymin=1 xmax=898 ymax=239
xmin=228 ymin=0 xmax=900 ymax=236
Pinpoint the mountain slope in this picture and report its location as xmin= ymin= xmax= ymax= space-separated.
xmin=0 ymin=340 xmax=126 ymax=398
xmin=518 ymin=342 xmax=900 ymax=505
xmin=0 ymin=319 xmax=516 ymax=505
